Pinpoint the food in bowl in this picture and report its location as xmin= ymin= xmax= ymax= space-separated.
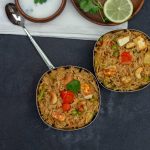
xmin=94 ymin=29 xmax=150 ymax=91
xmin=78 ymin=0 xmax=134 ymax=23
xmin=37 ymin=66 xmax=100 ymax=129
xmin=16 ymin=0 xmax=64 ymax=21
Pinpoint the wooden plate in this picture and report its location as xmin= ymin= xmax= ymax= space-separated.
xmin=71 ymin=0 xmax=144 ymax=26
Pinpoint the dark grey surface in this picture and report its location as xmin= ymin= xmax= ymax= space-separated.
xmin=0 ymin=1 xmax=150 ymax=150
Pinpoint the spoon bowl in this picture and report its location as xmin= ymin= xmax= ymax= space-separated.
xmin=5 ymin=3 xmax=23 ymax=26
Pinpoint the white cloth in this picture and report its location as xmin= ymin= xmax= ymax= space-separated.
xmin=0 ymin=0 xmax=128 ymax=40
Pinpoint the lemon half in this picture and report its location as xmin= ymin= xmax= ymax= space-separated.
xmin=104 ymin=0 xmax=134 ymax=23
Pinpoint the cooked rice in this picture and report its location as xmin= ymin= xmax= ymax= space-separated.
xmin=37 ymin=66 xmax=100 ymax=129
xmin=94 ymin=30 xmax=150 ymax=91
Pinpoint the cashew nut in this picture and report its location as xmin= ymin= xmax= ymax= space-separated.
xmin=135 ymin=67 xmax=143 ymax=79
xmin=50 ymin=92 xmax=57 ymax=105
xmin=121 ymin=76 xmax=132 ymax=84
xmin=126 ymin=42 xmax=135 ymax=49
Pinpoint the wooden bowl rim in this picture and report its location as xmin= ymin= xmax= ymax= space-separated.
xmin=71 ymin=0 xmax=145 ymax=26
xmin=15 ymin=0 xmax=67 ymax=23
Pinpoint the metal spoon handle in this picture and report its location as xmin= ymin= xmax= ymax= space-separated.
xmin=23 ymin=26 xmax=55 ymax=70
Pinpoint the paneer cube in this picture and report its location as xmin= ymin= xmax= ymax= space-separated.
xmin=133 ymin=36 xmax=147 ymax=51
xmin=84 ymin=94 xmax=93 ymax=100
xmin=144 ymin=52 xmax=150 ymax=64
xmin=117 ymin=36 xmax=130 ymax=47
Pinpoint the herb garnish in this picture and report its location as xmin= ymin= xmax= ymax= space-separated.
xmin=78 ymin=0 xmax=109 ymax=23
xmin=34 ymin=0 xmax=47 ymax=4
xmin=66 ymin=80 xmax=81 ymax=94
xmin=38 ymin=88 xmax=45 ymax=101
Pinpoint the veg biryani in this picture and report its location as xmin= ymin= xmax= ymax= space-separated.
xmin=37 ymin=66 xmax=100 ymax=129
xmin=94 ymin=30 xmax=150 ymax=91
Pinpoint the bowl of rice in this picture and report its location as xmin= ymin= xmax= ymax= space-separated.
xmin=94 ymin=29 xmax=150 ymax=92
xmin=36 ymin=66 xmax=101 ymax=130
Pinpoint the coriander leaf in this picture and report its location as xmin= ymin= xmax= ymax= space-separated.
xmin=66 ymin=80 xmax=80 ymax=94
xmin=38 ymin=88 xmax=45 ymax=101
xmin=34 ymin=0 xmax=47 ymax=4
xmin=71 ymin=109 xmax=79 ymax=116
xmin=113 ymin=51 xmax=119 ymax=57
xmin=78 ymin=0 xmax=110 ymax=23
xmin=103 ymin=16 xmax=110 ymax=23
xmin=111 ymin=45 xmax=118 ymax=50
xmin=89 ymin=6 xmax=99 ymax=14
xmin=34 ymin=0 xmax=39 ymax=4
xmin=80 ymin=0 xmax=90 ymax=12
xmin=79 ymin=0 xmax=99 ymax=14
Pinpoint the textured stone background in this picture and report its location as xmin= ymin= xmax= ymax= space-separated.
xmin=0 ymin=0 xmax=150 ymax=150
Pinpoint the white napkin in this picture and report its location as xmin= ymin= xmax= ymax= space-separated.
xmin=0 ymin=0 xmax=128 ymax=40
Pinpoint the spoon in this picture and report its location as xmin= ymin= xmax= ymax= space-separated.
xmin=5 ymin=3 xmax=54 ymax=70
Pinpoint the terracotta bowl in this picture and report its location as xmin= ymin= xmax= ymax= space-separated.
xmin=15 ymin=0 xmax=67 ymax=23
xmin=71 ymin=0 xmax=145 ymax=26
